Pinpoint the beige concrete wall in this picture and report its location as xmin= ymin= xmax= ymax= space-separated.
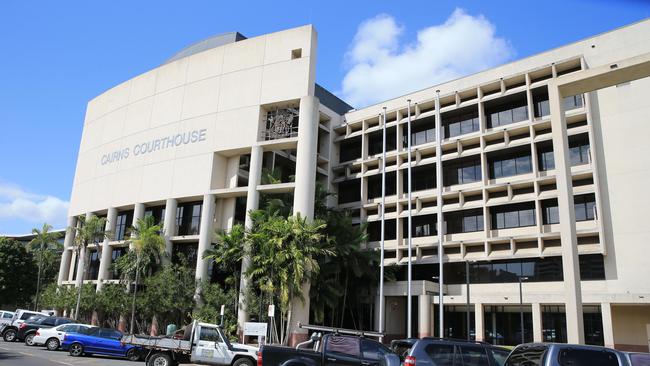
xmin=612 ymin=305 xmax=650 ymax=351
xmin=69 ymin=25 xmax=316 ymax=216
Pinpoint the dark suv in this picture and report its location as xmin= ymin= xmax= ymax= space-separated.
xmin=17 ymin=316 xmax=73 ymax=345
xmin=391 ymin=338 xmax=511 ymax=366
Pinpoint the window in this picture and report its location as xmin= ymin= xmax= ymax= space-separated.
xmin=111 ymin=247 xmax=128 ymax=279
xmin=403 ymin=117 xmax=436 ymax=147
xmin=446 ymin=209 xmax=484 ymax=234
xmin=569 ymin=135 xmax=590 ymax=166
xmin=177 ymin=202 xmax=202 ymax=235
xmin=58 ymin=324 xmax=74 ymax=332
xmin=579 ymin=254 xmax=605 ymax=280
xmin=144 ymin=206 xmax=165 ymax=225
xmin=404 ymin=214 xmax=437 ymax=237
xmin=114 ymin=211 xmax=133 ymax=241
xmin=564 ymin=94 xmax=584 ymax=110
xmin=42 ymin=317 xmax=56 ymax=326
xmin=361 ymin=339 xmax=391 ymax=361
xmin=459 ymin=345 xmax=489 ymax=366
xmin=488 ymin=148 xmax=532 ymax=179
xmin=338 ymin=179 xmax=360 ymax=204
xmin=542 ymin=199 xmax=560 ymax=225
xmin=367 ymin=219 xmax=396 ymax=241
xmin=490 ymin=349 xmax=510 ymax=366
xmin=2 ymin=313 xmax=12 ymax=319
xmin=424 ymin=344 xmax=457 ymax=366
xmin=533 ymin=89 xmax=550 ymax=118
xmin=491 ymin=202 xmax=536 ymax=229
xmin=558 ymin=348 xmax=618 ymax=366
xmin=339 ymin=137 xmax=362 ymax=162
xmin=574 ymin=194 xmax=596 ymax=221
xmin=199 ymin=327 xmax=220 ymax=342
xmin=505 ymin=345 xmax=547 ymax=366
xmin=486 ymin=94 xmax=529 ymax=128
xmin=444 ymin=157 xmax=482 ymax=186
xmin=368 ymin=172 xmax=396 ymax=199
xmin=443 ymin=108 xmax=479 ymax=138
xmin=404 ymin=165 xmax=436 ymax=192
xmin=55 ymin=318 xmax=72 ymax=326
xmin=368 ymin=127 xmax=396 ymax=155
xmin=87 ymin=249 xmax=100 ymax=280
xmin=326 ymin=336 xmax=360 ymax=358
xmin=537 ymin=143 xmax=555 ymax=171
xmin=172 ymin=243 xmax=198 ymax=268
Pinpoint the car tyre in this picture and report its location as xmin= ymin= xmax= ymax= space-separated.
xmin=45 ymin=337 xmax=60 ymax=351
xmin=148 ymin=352 xmax=173 ymax=366
xmin=24 ymin=333 xmax=36 ymax=346
xmin=2 ymin=329 xmax=16 ymax=342
xmin=233 ymin=357 xmax=255 ymax=366
xmin=127 ymin=348 xmax=141 ymax=361
xmin=69 ymin=342 xmax=84 ymax=357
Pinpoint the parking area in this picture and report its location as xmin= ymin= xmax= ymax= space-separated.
xmin=0 ymin=341 xmax=142 ymax=366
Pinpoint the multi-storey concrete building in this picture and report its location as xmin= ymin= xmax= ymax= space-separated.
xmin=57 ymin=20 xmax=650 ymax=350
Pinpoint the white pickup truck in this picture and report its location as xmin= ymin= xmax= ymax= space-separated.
xmin=122 ymin=320 xmax=258 ymax=366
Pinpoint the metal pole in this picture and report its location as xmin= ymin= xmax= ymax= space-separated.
xmin=379 ymin=108 xmax=387 ymax=342
xmin=466 ymin=260 xmax=470 ymax=340
xmin=434 ymin=90 xmax=444 ymax=338
xmin=519 ymin=276 xmax=525 ymax=344
xmin=407 ymin=100 xmax=413 ymax=339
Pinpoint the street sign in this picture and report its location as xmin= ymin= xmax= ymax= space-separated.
xmin=268 ymin=304 xmax=275 ymax=317
xmin=244 ymin=322 xmax=268 ymax=337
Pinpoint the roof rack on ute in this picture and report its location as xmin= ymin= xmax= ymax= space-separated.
xmin=421 ymin=337 xmax=492 ymax=346
xmin=298 ymin=323 xmax=383 ymax=338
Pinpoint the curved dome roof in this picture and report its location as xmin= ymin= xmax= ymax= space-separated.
xmin=164 ymin=32 xmax=246 ymax=64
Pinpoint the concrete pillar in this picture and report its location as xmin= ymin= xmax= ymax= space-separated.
xmin=238 ymin=145 xmax=263 ymax=330
xmin=163 ymin=198 xmax=177 ymax=258
xmin=132 ymin=203 xmax=145 ymax=227
xmin=601 ymin=303 xmax=615 ymax=349
xmin=75 ymin=212 xmax=93 ymax=287
xmin=195 ymin=194 xmax=216 ymax=292
xmin=290 ymin=95 xmax=320 ymax=345
xmin=474 ymin=303 xmax=484 ymax=342
xmin=97 ymin=207 xmax=117 ymax=291
xmin=418 ymin=295 xmax=432 ymax=338
xmin=548 ymin=82 xmax=585 ymax=344
xmin=57 ymin=216 xmax=77 ymax=285
xmin=532 ymin=303 xmax=543 ymax=342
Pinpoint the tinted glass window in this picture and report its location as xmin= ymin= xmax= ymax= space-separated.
xmin=505 ymin=345 xmax=547 ymax=366
xmin=327 ymin=336 xmax=360 ymax=358
xmin=57 ymin=324 xmax=73 ymax=332
xmin=199 ymin=327 xmax=220 ymax=342
xmin=2 ymin=313 xmax=13 ymax=319
xmin=558 ymin=348 xmax=618 ymax=366
xmin=490 ymin=349 xmax=510 ymax=366
xmin=424 ymin=344 xmax=456 ymax=366
xmin=459 ymin=345 xmax=489 ymax=366
xmin=361 ymin=339 xmax=391 ymax=361
xmin=22 ymin=313 xmax=41 ymax=321
xmin=391 ymin=342 xmax=413 ymax=362
xmin=630 ymin=353 xmax=650 ymax=366
xmin=55 ymin=318 xmax=72 ymax=326
xmin=41 ymin=317 xmax=56 ymax=326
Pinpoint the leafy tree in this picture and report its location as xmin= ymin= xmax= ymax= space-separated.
xmin=71 ymin=214 xmax=109 ymax=320
xmin=95 ymin=284 xmax=129 ymax=328
xmin=40 ymin=284 xmax=76 ymax=314
xmin=193 ymin=281 xmax=238 ymax=339
xmin=28 ymin=223 xmax=62 ymax=311
xmin=0 ymin=238 xmax=37 ymax=308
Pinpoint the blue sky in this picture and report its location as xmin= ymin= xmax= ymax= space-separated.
xmin=0 ymin=0 xmax=648 ymax=233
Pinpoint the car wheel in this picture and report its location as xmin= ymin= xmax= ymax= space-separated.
xmin=233 ymin=357 xmax=255 ymax=366
xmin=46 ymin=337 xmax=60 ymax=351
xmin=24 ymin=333 xmax=36 ymax=346
xmin=2 ymin=329 xmax=16 ymax=342
xmin=69 ymin=342 xmax=84 ymax=357
xmin=126 ymin=348 xmax=141 ymax=361
xmin=148 ymin=352 xmax=172 ymax=366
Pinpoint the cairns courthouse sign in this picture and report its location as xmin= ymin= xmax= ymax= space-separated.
xmin=101 ymin=129 xmax=207 ymax=165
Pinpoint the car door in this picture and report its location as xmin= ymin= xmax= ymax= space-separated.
xmin=100 ymin=330 xmax=124 ymax=356
xmin=83 ymin=328 xmax=102 ymax=353
xmin=192 ymin=326 xmax=228 ymax=365
xmin=360 ymin=339 xmax=393 ymax=366
xmin=423 ymin=343 xmax=460 ymax=366
xmin=323 ymin=335 xmax=362 ymax=366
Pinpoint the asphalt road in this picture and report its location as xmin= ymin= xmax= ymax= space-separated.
xmin=0 ymin=340 xmax=142 ymax=366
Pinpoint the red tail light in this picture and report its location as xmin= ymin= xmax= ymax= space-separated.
xmin=19 ymin=323 xmax=27 ymax=330
xmin=35 ymin=331 xmax=40 ymax=336
xmin=257 ymin=351 xmax=263 ymax=366
xmin=405 ymin=356 xmax=416 ymax=366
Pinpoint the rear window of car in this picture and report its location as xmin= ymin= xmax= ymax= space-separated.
xmin=21 ymin=313 xmax=40 ymax=320
xmin=490 ymin=348 xmax=510 ymax=366
xmin=361 ymin=339 xmax=392 ymax=361
xmin=558 ymin=348 xmax=619 ymax=366
xmin=459 ymin=345 xmax=489 ymax=366
xmin=630 ymin=353 xmax=650 ymax=366
xmin=505 ymin=345 xmax=547 ymax=366
xmin=391 ymin=342 xmax=414 ymax=362
xmin=326 ymin=336 xmax=360 ymax=358
xmin=2 ymin=312 xmax=13 ymax=319
xmin=42 ymin=317 xmax=57 ymax=326
xmin=424 ymin=344 xmax=457 ymax=366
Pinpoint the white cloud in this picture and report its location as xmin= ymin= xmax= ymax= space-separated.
xmin=0 ymin=181 xmax=69 ymax=230
xmin=341 ymin=8 xmax=515 ymax=107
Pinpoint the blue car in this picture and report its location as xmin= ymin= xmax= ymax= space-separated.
xmin=61 ymin=327 xmax=141 ymax=361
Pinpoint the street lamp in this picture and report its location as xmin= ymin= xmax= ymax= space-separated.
xmin=431 ymin=276 xmax=439 ymax=338
xmin=466 ymin=261 xmax=471 ymax=341
xmin=519 ymin=276 xmax=529 ymax=345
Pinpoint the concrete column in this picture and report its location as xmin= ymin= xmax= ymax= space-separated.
xmin=238 ymin=145 xmax=263 ymax=330
xmin=97 ymin=207 xmax=118 ymax=291
xmin=57 ymin=216 xmax=77 ymax=285
xmin=548 ymin=82 xmax=585 ymax=344
xmin=474 ymin=303 xmax=485 ymax=342
xmin=601 ymin=303 xmax=615 ymax=349
xmin=418 ymin=295 xmax=432 ymax=338
xmin=75 ymin=212 xmax=93 ymax=287
xmin=132 ymin=203 xmax=145 ymax=227
xmin=290 ymin=95 xmax=320 ymax=345
xmin=195 ymin=194 xmax=216 ymax=288
xmin=532 ymin=303 xmax=543 ymax=342
xmin=163 ymin=198 xmax=178 ymax=257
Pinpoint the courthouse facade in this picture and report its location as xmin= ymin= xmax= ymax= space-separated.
xmin=58 ymin=21 xmax=650 ymax=350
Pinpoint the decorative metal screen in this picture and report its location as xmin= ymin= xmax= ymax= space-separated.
xmin=262 ymin=107 xmax=299 ymax=140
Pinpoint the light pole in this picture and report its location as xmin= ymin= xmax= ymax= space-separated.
xmin=466 ymin=261 xmax=471 ymax=340
xmin=519 ymin=276 xmax=529 ymax=345
xmin=431 ymin=276 xmax=439 ymax=337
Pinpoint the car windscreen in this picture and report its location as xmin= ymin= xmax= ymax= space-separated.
xmin=505 ymin=345 xmax=547 ymax=366
xmin=558 ymin=348 xmax=619 ymax=366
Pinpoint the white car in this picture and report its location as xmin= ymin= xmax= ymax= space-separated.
xmin=0 ymin=311 xmax=14 ymax=327
xmin=32 ymin=323 xmax=95 ymax=351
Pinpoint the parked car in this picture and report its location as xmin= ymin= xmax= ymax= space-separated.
xmin=1 ymin=310 xmax=50 ymax=342
xmin=0 ymin=311 xmax=14 ymax=328
xmin=625 ymin=352 xmax=650 ymax=366
xmin=19 ymin=316 xmax=74 ymax=345
xmin=505 ymin=343 xmax=629 ymax=366
xmin=32 ymin=323 xmax=95 ymax=350
xmin=123 ymin=320 xmax=258 ymax=366
xmin=395 ymin=337 xmax=511 ymax=366
xmin=62 ymin=327 xmax=142 ymax=361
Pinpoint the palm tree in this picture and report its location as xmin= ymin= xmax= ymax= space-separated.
xmin=28 ymin=223 xmax=62 ymax=311
xmin=122 ymin=215 xmax=166 ymax=334
xmin=72 ymin=215 xmax=109 ymax=321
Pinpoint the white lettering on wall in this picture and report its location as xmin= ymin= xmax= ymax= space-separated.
xmin=100 ymin=129 xmax=207 ymax=165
